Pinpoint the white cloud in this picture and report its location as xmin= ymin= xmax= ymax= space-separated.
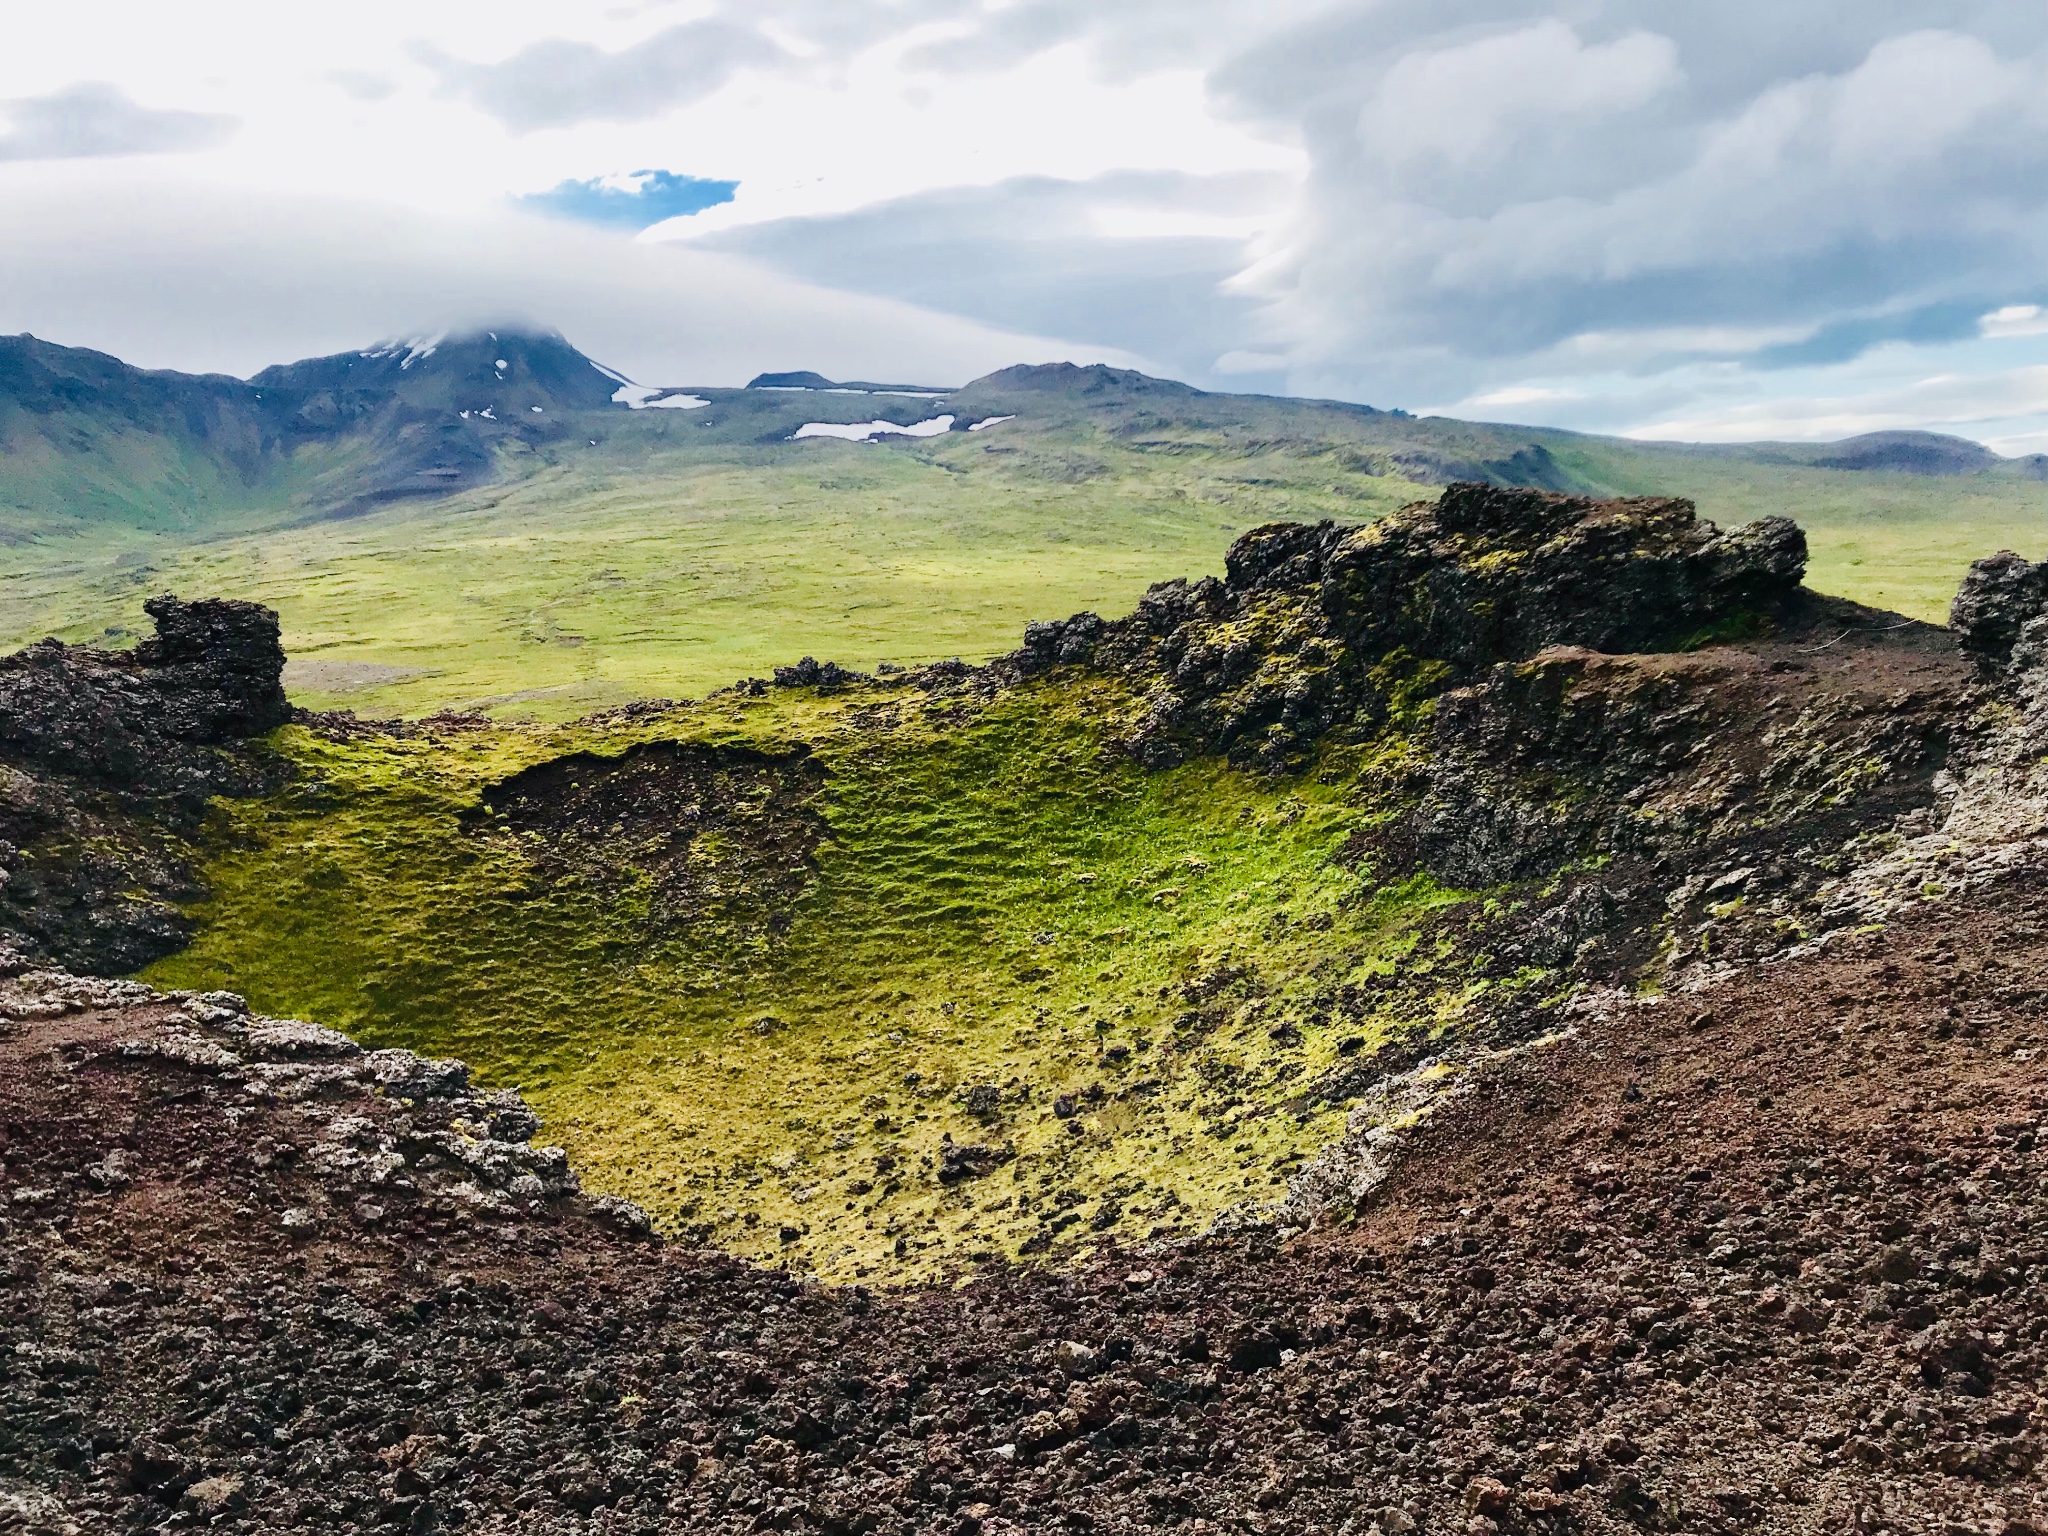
xmin=1626 ymin=364 xmax=2048 ymax=444
xmin=0 ymin=168 xmax=1133 ymax=385
xmin=1358 ymin=21 xmax=1679 ymax=171
xmin=687 ymin=170 xmax=1286 ymax=384
xmin=0 ymin=81 xmax=234 ymax=161
xmin=419 ymin=21 xmax=785 ymax=130
xmin=1090 ymin=205 xmax=1269 ymax=241
xmin=1459 ymin=385 xmax=1583 ymax=409
xmin=1213 ymin=349 xmax=1287 ymax=375
xmin=1984 ymin=304 xmax=2048 ymax=339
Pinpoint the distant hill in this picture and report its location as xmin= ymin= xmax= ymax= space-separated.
xmin=962 ymin=362 xmax=1209 ymax=399
xmin=745 ymin=370 xmax=954 ymax=393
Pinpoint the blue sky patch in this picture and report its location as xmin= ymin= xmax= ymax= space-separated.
xmin=519 ymin=170 xmax=737 ymax=229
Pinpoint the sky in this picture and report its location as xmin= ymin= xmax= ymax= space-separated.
xmin=3 ymin=2 xmax=2048 ymax=450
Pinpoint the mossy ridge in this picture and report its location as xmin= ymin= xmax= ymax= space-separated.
xmin=146 ymin=676 xmax=1512 ymax=1279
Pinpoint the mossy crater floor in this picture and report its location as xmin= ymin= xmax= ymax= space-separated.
xmin=146 ymin=677 xmax=1486 ymax=1279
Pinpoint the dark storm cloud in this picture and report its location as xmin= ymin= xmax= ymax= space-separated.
xmin=1203 ymin=2 xmax=2048 ymax=397
xmin=0 ymin=82 xmax=235 ymax=162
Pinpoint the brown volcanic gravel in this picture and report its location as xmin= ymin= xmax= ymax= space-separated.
xmin=2 ymin=877 xmax=2045 ymax=1536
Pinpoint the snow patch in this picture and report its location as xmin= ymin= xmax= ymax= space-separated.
xmin=361 ymin=332 xmax=446 ymax=369
xmin=791 ymin=415 xmax=955 ymax=442
xmin=612 ymin=384 xmax=709 ymax=410
xmin=968 ymin=416 xmax=1016 ymax=432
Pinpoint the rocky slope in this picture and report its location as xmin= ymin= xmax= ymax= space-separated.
xmin=2 ymin=859 xmax=2043 ymax=1535
xmin=3 ymin=487 xmax=2047 ymax=1533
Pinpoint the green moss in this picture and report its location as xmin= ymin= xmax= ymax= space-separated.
xmin=149 ymin=679 xmax=1481 ymax=1278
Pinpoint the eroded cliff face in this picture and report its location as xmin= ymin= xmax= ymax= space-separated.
xmin=0 ymin=595 xmax=290 ymax=972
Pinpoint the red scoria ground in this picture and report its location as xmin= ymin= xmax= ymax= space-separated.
xmin=2 ymin=872 xmax=2044 ymax=1536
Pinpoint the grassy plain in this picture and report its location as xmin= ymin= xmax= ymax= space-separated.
xmin=4 ymin=412 xmax=2043 ymax=721
xmin=0 ymin=429 xmax=1431 ymax=719
xmin=1549 ymin=440 xmax=2048 ymax=623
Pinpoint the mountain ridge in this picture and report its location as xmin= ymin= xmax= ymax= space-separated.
xmin=7 ymin=326 xmax=2045 ymax=544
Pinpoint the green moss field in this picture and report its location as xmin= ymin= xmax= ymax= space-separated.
xmin=143 ymin=676 xmax=1506 ymax=1279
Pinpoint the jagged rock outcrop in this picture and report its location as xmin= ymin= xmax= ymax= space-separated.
xmin=771 ymin=656 xmax=870 ymax=692
xmin=1017 ymin=484 xmax=1808 ymax=768
xmin=0 ymin=595 xmax=286 ymax=790
xmin=1950 ymin=549 xmax=2048 ymax=664
xmin=0 ymin=595 xmax=291 ymax=972
xmin=1402 ymin=632 xmax=1957 ymax=893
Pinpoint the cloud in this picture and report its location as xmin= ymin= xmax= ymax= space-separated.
xmin=1358 ymin=21 xmax=1680 ymax=174
xmin=520 ymin=170 xmax=738 ymax=229
xmin=327 ymin=71 xmax=397 ymax=103
xmin=689 ymin=170 xmax=1288 ymax=385
xmin=11 ymin=2 xmax=2048 ymax=447
xmin=1209 ymin=8 xmax=2048 ymax=407
xmin=0 ymin=82 xmax=235 ymax=162
xmin=0 ymin=168 xmax=1134 ymax=387
xmin=1984 ymin=304 xmax=2048 ymax=340
xmin=1626 ymin=363 xmax=2048 ymax=443
xmin=422 ymin=21 xmax=783 ymax=130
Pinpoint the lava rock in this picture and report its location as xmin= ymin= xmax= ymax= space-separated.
xmin=0 ymin=595 xmax=292 ymax=971
xmin=771 ymin=657 xmax=869 ymax=691
xmin=1952 ymin=550 xmax=2048 ymax=663
xmin=937 ymin=1141 xmax=1014 ymax=1184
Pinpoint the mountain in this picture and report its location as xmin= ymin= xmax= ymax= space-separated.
xmin=0 ymin=327 xmax=635 ymax=536
xmin=745 ymin=369 xmax=954 ymax=392
xmin=251 ymin=327 xmax=625 ymax=415
xmin=8 ymin=328 xmax=2046 ymax=550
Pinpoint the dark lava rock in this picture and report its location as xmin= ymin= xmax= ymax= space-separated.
xmin=772 ymin=656 xmax=869 ymax=691
xmin=1017 ymin=612 xmax=1106 ymax=672
xmin=937 ymin=1140 xmax=1014 ymax=1184
xmin=1011 ymin=483 xmax=1809 ymax=769
xmin=0 ymin=595 xmax=292 ymax=971
xmin=0 ymin=594 xmax=286 ymax=787
xmin=1951 ymin=550 xmax=2048 ymax=663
